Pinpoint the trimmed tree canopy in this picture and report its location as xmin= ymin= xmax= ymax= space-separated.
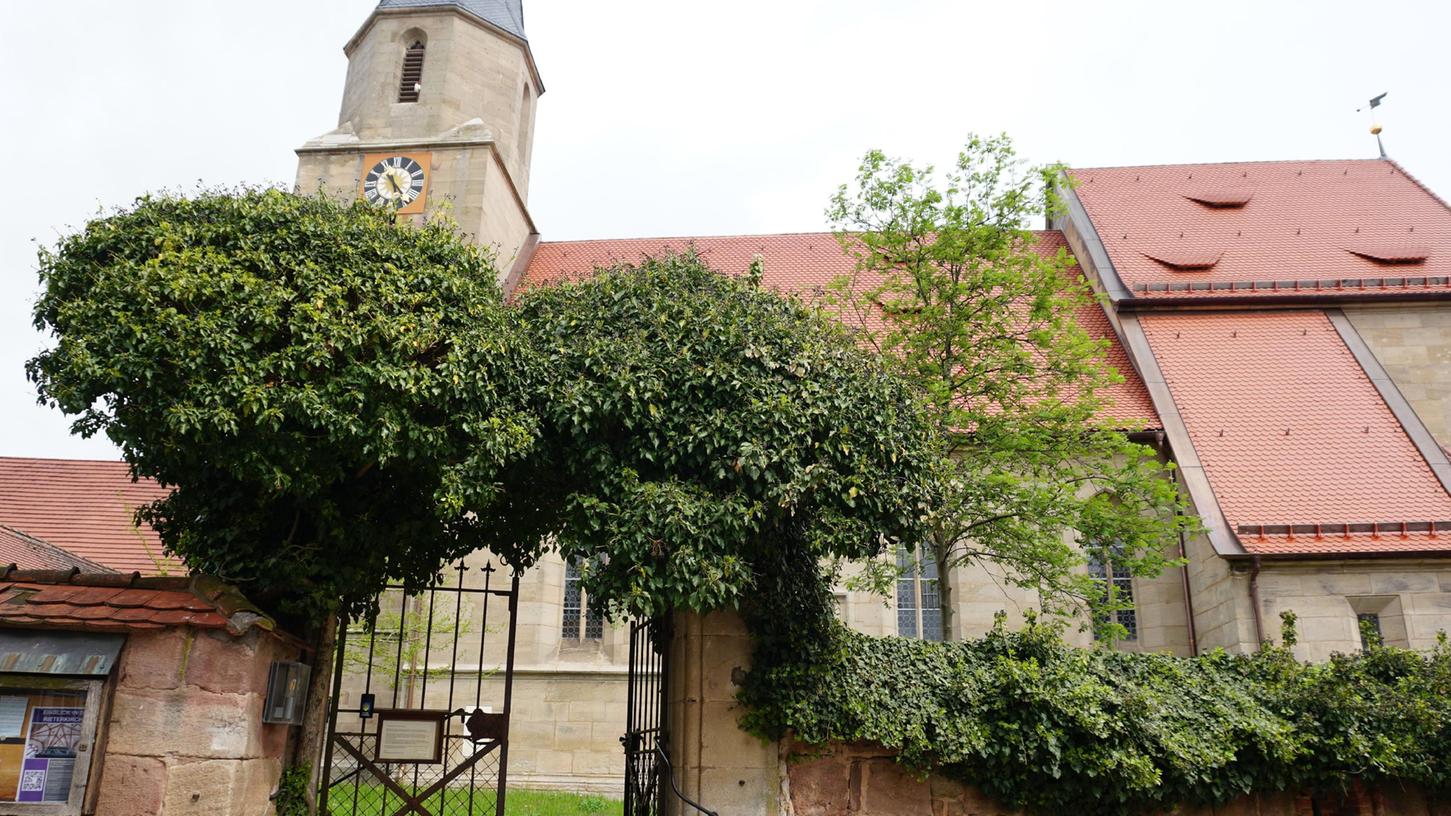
xmin=28 ymin=193 xmax=941 ymax=624
xmin=512 ymin=254 xmax=942 ymax=619
xmin=29 ymin=190 xmax=541 ymax=619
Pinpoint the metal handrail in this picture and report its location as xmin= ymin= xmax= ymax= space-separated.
xmin=653 ymin=744 xmax=718 ymax=816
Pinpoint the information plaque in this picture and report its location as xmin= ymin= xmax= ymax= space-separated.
xmin=375 ymin=709 xmax=446 ymax=764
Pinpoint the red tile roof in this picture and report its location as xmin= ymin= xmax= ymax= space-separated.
xmin=0 ymin=571 xmax=275 ymax=635
xmin=522 ymin=231 xmax=1159 ymax=428
xmin=1139 ymin=310 xmax=1451 ymax=555
xmin=0 ymin=526 xmax=115 ymax=573
xmin=1071 ymin=160 xmax=1451 ymax=300
xmin=0 ymin=458 xmax=176 ymax=574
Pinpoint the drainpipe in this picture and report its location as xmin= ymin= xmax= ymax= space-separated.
xmin=1177 ymin=522 xmax=1198 ymax=656
xmin=1158 ymin=432 xmax=1200 ymax=657
xmin=1248 ymin=555 xmax=1266 ymax=649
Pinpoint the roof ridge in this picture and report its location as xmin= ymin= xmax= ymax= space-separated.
xmin=0 ymin=567 xmax=185 ymax=589
xmin=537 ymin=228 xmax=1062 ymax=246
xmin=0 ymin=456 xmax=137 ymax=467
xmin=1070 ymin=157 xmax=1391 ymax=174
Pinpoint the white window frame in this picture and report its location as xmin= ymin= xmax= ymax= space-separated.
xmin=896 ymin=544 xmax=943 ymax=641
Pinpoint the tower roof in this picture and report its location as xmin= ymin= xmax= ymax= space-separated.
xmin=376 ymin=0 xmax=526 ymax=41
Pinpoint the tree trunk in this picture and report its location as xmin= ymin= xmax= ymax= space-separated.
xmin=296 ymin=613 xmax=339 ymax=815
xmin=932 ymin=535 xmax=955 ymax=640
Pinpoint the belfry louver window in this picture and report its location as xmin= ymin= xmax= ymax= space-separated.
xmin=398 ymin=41 xmax=426 ymax=103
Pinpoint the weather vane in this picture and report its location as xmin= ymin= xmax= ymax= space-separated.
xmin=1357 ymin=92 xmax=1389 ymax=159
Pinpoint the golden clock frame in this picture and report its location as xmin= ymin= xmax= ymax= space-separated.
xmin=359 ymin=151 xmax=433 ymax=215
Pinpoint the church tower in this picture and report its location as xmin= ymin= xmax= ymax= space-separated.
xmin=295 ymin=0 xmax=542 ymax=285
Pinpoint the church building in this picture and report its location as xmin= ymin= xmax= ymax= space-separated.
xmin=2 ymin=0 xmax=1450 ymax=799
xmin=288 ymin=0 xmax=1451 ymax=791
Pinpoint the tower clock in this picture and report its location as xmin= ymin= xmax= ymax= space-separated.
xmin=360 ymin=153 xmax=431 ymax=214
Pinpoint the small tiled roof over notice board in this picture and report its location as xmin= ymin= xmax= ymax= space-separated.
xmin=0 ymin=571 xmax=275 ymax=636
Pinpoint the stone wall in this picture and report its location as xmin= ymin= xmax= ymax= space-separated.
xmin=665 ymin=610 xmax=1451 ymax=816
xmin=1257 ymin=559 xmax=1451 ymax=662
xmin=93 ymin=627 xmax=301 ymax=816
xmin=1346 ymin=305 xmax=1451 ymax=449
xmin=837 ymin=538 xmax=1192 ymax=655
xmin=667 ymin=611 xmax=780 ymax=816
xmin=785 ymin=741 xmax=1449 ymax=816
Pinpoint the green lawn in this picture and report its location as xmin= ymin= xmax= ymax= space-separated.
xmin=323 ymin=785 xmax=620 ymax=816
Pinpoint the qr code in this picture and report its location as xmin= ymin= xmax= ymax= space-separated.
xmin=19 ymin=769 xmax=45 ymax=791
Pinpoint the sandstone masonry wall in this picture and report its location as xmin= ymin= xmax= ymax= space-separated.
xmin=1346 ymin=305 xmax=1451 ymax=450
xmin=786 ymin=742 xmax=1450 ymax=816
xmin=1257 ymin=560 xmax=1451 ymax=662
xmin=92 ymin=628 xmax=300 ymax=816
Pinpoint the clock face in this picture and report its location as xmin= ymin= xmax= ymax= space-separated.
xmin=363 ymin=155 xmax=426 ymax=209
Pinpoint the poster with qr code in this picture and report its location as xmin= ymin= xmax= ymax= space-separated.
xmin=15 ymin=708 xmax=82 ymax=803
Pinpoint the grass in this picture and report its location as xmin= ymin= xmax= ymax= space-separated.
xmin=323 ymin=784 xmax=620 ymax=816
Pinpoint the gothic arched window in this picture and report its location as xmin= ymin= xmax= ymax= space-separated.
xmin=1087 ymin=542 xmax=1137 ymax=642
xmin=397 ymin=40 xmax=426 ymax=103
xmin=562 ymin=557 xmax=604 ymax=641
xmin=896 ymin=544 xmax=943 ymax=641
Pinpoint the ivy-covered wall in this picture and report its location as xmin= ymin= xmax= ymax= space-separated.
xmin=670 ymin=608 xmax=1451 ymax=816
xmin=713 ymin=546 xmax=1451 ymax=816
xmin=785 ymin=741 xmax=1448 ymax=816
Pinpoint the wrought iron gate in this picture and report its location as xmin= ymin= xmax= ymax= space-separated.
xmin=622 ymin=616 xmax=669 ymax=816
xmin=319 ymin=559 xmax=519 ymax=816
xmin=620 ymin=616 xmax=716 ymax=816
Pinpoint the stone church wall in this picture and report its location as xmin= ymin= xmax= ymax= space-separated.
xmin=1256 ymin=559 xmax=1451 ymax=662
xmin=1346 ymin=305 xmax=1451 ymax=450
xmin=837 ymin=538 xmax=1193 ymax=655
xmin=1182 ymin=528 xmax=1260 ymax=654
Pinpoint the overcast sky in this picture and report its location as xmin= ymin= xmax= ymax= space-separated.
xmin=3 ymin=0 xmax=1448 ymax=460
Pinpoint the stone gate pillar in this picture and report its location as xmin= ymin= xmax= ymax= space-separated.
xmin=667 ymin=610 xmax=781 ymax=816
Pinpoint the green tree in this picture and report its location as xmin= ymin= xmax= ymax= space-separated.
xmin=342 ymin=591 xmax=484 ymax=709
xmin=825 ymin=134 xmax=1195 ymax=637
xmin=512 ymin=253 xmax=942 ymax=619
xmin=28 ymin=190 xmax=541 ymax=620
xmin=26 ymin=190 xmax=544 ymax=807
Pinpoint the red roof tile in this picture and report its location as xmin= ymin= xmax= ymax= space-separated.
xmin=1071 ymin=159 xmax=1451 ymax=300
xmin=0 ymin=458 xmax=177 ymax=575
xmin=0 ymin=526 xmax=115 ymax=573
xmin=1139 ymin=310 xmax=1451 ymax=555
xmin=0 ymin=571 xmax=275 ymax=636
xmin=521 ymin=231 xmax=1159 ymax=429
